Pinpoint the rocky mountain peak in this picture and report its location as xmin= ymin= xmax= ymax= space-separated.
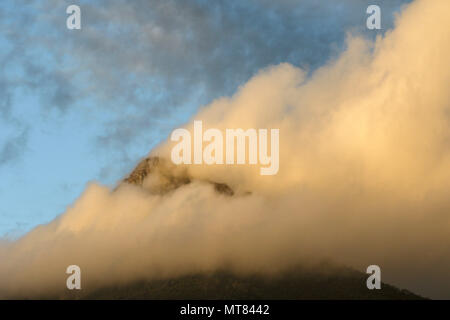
xmin=122 ymin=156 xmax=234 ymax=196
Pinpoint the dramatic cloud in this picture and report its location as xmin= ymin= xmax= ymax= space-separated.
xmin=0 ymin=0 xmax=410 ymax=160
xmin=1 ymin=0 xmax=448 ymax=299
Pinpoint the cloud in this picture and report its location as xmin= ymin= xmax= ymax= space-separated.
xmin=1 ymin=0 xmax=449 ymax=299
xmin=1 ymin=0 xmax=411 ymax=159
xmin=0 ymin=127 xmax=29 ymax=166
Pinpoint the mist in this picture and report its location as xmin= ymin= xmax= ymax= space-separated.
xmin=0 ymin=0 xmax=449 ymax=299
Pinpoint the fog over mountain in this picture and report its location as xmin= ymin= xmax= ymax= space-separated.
xmin=0 ymin=0 xmax=449 ymax=299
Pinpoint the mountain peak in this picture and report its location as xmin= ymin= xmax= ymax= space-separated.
xmin=122 ymin=156 xmax=234 ymax=196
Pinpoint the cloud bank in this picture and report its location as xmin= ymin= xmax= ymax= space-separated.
xmin=0 ymin=0 xmax=449 ymax=299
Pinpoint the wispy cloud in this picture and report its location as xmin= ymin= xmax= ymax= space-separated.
xmin=0 ymin=0 xmax=411 ymax=163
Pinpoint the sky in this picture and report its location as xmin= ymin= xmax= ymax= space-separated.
xmin=0 ymin=0 xmax=411 ymax=237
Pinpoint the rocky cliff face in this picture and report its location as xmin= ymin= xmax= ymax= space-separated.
xmin=121 ymin=156 xmax=234 ymax=196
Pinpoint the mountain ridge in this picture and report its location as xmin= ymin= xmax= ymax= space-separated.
xmin=81 ymin=265 xmax=424 ymax=300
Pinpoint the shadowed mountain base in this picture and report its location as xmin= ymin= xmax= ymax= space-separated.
xmin=82 ymin=265 xmax=424 ymax=300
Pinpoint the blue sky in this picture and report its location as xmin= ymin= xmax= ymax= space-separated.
xmin=0 ymin=0 xmax=411 ymax=237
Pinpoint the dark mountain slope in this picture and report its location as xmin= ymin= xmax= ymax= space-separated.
xmin=83 ymin=265 xmax=423 ymax=300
